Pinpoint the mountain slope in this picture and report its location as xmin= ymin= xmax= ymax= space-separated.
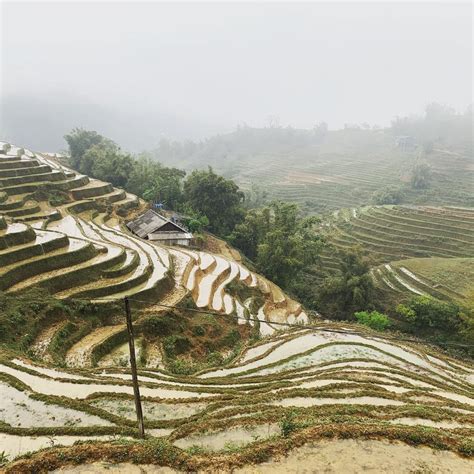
xmin=0 ymin=140 xmax=473 ymax=472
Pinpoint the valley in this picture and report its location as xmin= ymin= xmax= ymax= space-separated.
xmin=0 ymin=139 xmax=473 ymax=472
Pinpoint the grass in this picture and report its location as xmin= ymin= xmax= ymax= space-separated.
xmin=5 ymin=421 xmax=473 ymax=473
xmin=399 ymin=257 xmax=474 ymax=306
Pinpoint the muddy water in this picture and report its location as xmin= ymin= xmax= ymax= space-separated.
xmin=235 ymin=438 xmax=474 ymax=473
xmin=1 ymin=383 xmax=112 ymax=428
xmin=185 ymin=264 xmax=199 ymax=290
xmin=272 ymin=396 xmax=405 ymax=408
xmin=89 ymin=399 xmax=207 ymax=421
xmin=12 ymin=359 xmax=91 ymax=381
xmin=388 ymin=417 xmax=474 ymax=429
xmin=212 ymin=261 xmax=239 ymax=311
xmin=252 ymin=342 xmax=435 ymax=378
xmin=432 ymin=390 xmax=474 ymax=406
xmin=198 ymin=252 xmax=214 ymax=270
xmin=240 ymin=340 xmax=281 ymax=363
xmin=97 ymin=339 xmax=142 ymax=368
xmin=196 ymin=255 xmax=229 ymax=307
xmin=30 ymin=322 xmax=64 ymax=361
xmin=174 ymin=423 xmax=280 ymax=451
xmin=1 ymin=433 xmax=122 ymax=459
xmin=0 ymin=363 xmax=212 ymax=399
xmin=258 ymin=307 xmax=276 ymax=337
xmin=201 ymin=333 xmax=330 ymax=378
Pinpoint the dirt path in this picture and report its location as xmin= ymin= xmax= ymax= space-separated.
xmin=236 ymin=439 xmax=474 ymax=473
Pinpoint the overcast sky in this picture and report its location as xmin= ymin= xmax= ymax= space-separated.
xmin=1 ymin=1 xmax=472 ymax=142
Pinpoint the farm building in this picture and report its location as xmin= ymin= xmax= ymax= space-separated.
xmin=126 ymin=209 xmax=193 ymax=246
xmin=395 ymin=135 xmax=417 ymax=151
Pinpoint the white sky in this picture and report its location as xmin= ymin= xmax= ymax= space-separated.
xmin=1 ymin=1 xmax=472 ymax=134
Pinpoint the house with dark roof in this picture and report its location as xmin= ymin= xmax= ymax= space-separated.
xmin=126 ymin=209 xmax=193 ymax=246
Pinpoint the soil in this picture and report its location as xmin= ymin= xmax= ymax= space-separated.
xmin=235 ymin=439 xmax=474 ymax=473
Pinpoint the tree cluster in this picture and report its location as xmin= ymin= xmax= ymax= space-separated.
xmin=230 ymin=202 xmax=324 ymax=288
xmin=64 ymin=129 xmax=244 ymax=235
xmin=316 ymin=247 xmax=375 ymax=319
xmin=396 ymin=296 xmax=473 ymax=356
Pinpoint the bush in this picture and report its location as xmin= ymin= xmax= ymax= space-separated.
xmin=191 ymin=325 xmax=206 ymax=336
xmin=372 ymin=185 xmax=405 ymax=205
xmin=396 ymin=296 xmax=460 ymax=331
xmin=222 ymin=329 xmax=241 ymax=346
xmin=142 ymin=313 xmax=180 ymax=337
xmin=206 ymin=351 xmax=224 ymax=366
xmin=411 ymin=163 xmax=432 ymax=189
xmin=163 ymin=335 xmax=191 ymax=357
xmin=280 ymin=410 xmax=297 ymax=437
xmin=354 ymin=310 xmax=390 ymax=331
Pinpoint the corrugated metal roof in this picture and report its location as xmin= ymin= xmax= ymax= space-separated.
xmin=126 ymin=209 xmax=190 ymax=239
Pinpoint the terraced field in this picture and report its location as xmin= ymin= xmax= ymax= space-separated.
xmin=180 ymin=130 xmax=474 ymax=214
xmin=3 ymin=325 xmax=474 ymax=472
xmin=0 ymin=141 xmax=304 ymax=345
xmin=316 ymin=205 xmax=474 ymax=305
xmin=1 ymin=141 xmax=473 ymax=472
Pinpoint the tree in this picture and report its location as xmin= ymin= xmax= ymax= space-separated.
xmin=411 ymin=162 xmax=432 ymax=189
xmin=88 ymin=144 xmax=134 ymax=188
xmin=317 ymin=247 xmax=374 ymax=319
xmin=396 ymin=296 xmax=460 ymax=331
xmin=229 ymin=206 xmax=271 ymax=260
xmin=182 ymin=213 xmax=209 ymax=233
xmin=372 ymin=185 xmax=405 ymax=205
xmin=230 ymin=202 xmax=323 ymax=288
xmin=127 ymin=155 xmax=185 ymax=209
xmin=64 ymin=128 xmax=114 ymax=173
xmin=183 ymin=168 xmax=244 ymax=235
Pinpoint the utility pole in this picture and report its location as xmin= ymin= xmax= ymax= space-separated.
xmin=124 ymin=296 xmax=145 ymax=438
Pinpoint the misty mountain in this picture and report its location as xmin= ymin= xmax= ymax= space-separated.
xmin=0 ymin=95 xmax=221 ymax=153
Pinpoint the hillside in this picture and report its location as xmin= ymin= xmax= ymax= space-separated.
xmin=148 ymin=126 xmax=474 ymax=214
xmin=1 ymin=141 xmax=473 ymax=472
xmin=315 ymin=205 xmax=474 ymax=307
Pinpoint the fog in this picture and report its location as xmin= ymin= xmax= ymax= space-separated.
xmin=1 ymin=1 xmax=472 ymax=151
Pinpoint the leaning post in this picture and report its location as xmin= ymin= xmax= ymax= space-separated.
xmin=124 ymin=296 xmax=145 ymax=438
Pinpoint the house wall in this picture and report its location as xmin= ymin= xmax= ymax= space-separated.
xmin=158 ymin=222 xmax=183 ymax=232
xmin=164 ymin=239 xmax=190 ymax=246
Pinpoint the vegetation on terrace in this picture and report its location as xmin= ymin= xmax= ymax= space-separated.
xmin=1 ymin=109 xmax=473 ymax=471
xmin=142 ymin=103 xmax=473 ymax=214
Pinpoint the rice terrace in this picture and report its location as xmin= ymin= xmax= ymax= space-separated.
xmin=1 ymin=1 xmax=473 ymax=473
xmin=1 ymin=120 xmax=473 ymax=472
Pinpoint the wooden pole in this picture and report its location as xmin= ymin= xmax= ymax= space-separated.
xmin=124 ymin=296 xmax=145 ymax=438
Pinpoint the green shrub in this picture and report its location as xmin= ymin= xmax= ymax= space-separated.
xmin=354 ymin=310 xmax=390 ymax=331
xmin=222 ymin=329 xmax=241 ymax=346
xmin=142 ymin=313 xmax=180 ymax=337
xmin=372 ymin=185 xmax=405 ymax=205
xmin=163 ymin=335 xmax=191 ymax=357
xmin=280 ymin=410 xmax=297 ymax=437
xmin=396 ymin=303 xmax=416 ymax=323
xmin=0 ymin=451 xmax=9 ymax=467
xmin=206 ymin=351 xmax=224 ymax=366
xmin=397 ymin=296 xmax=461 ymax=331
xmin=167 ymin=358 xmax=199 ymax=375
xmin=191 ymin=325 xmax=206 ymax=336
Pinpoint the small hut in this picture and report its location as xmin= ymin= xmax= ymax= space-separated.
xmin=126 ymin=209 xmax=193 ymax=246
